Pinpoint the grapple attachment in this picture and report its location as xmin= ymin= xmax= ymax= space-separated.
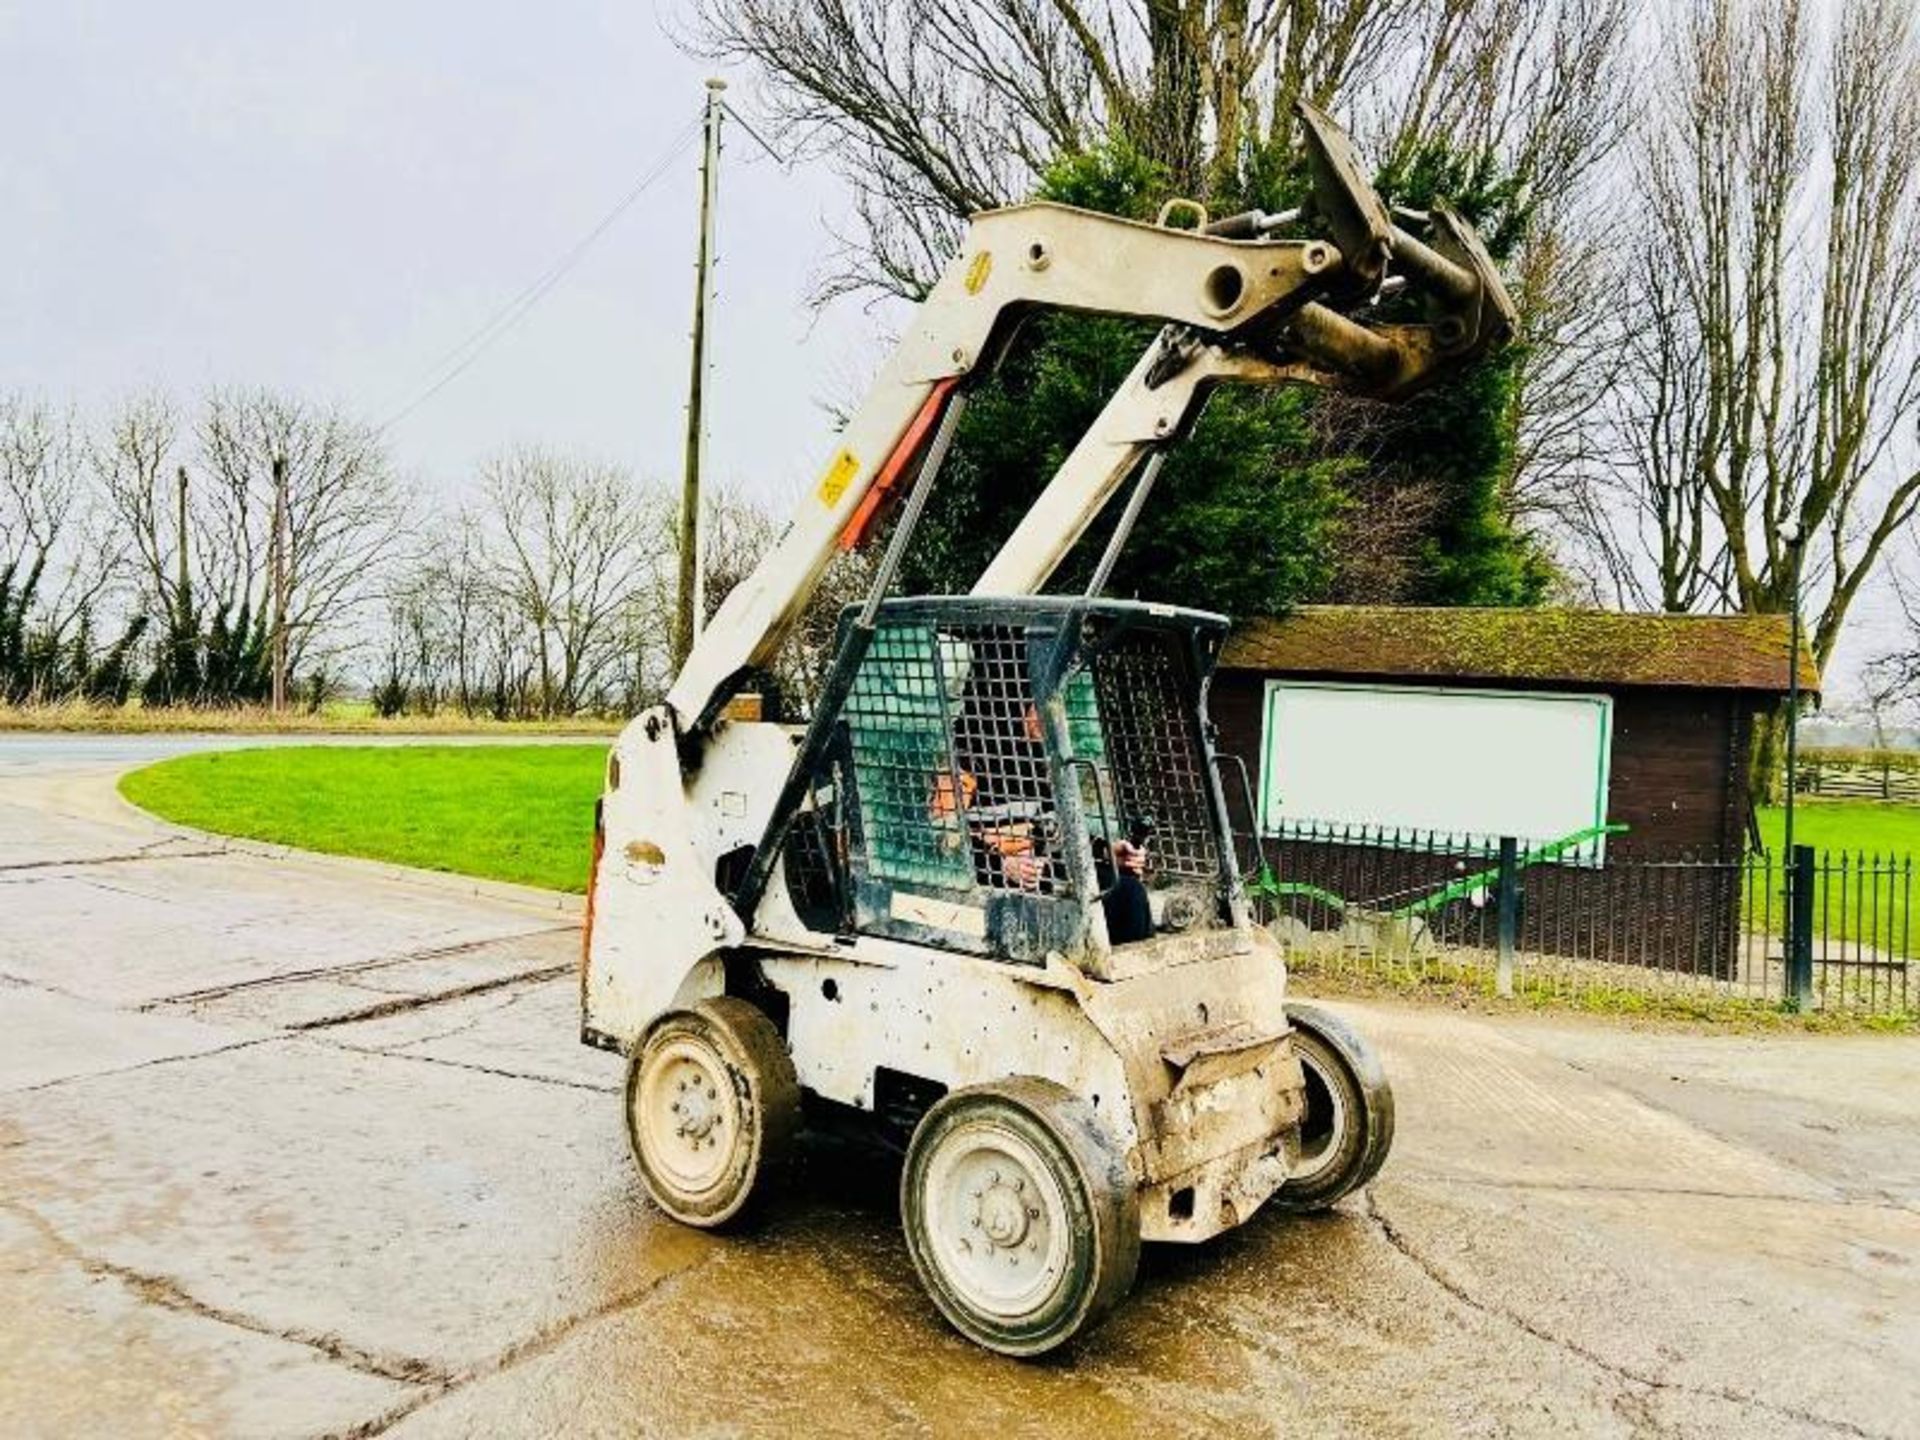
xmin=1212 ymin=100 xmax=1519 ymax=400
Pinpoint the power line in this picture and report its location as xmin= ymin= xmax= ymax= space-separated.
xmin=375 ymin=114 xmax=703 ymax=434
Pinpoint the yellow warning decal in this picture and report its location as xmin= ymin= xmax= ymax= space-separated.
xmin=816 ymin=448 xmax=860 ymax=507
xmin=964 ymin=250 xmax=992 ymax=294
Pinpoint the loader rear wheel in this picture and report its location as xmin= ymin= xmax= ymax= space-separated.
xmin=1272 ymin=1002 xmax=1395 ymax=1212
xmin=625 ymin=998 xmax=799 ymax=1228
xmin=901 ymin=1078 xmax=1138 ymax=1357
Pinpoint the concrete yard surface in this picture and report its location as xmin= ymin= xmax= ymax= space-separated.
xmin=2 ymin=734 xmax=1917 ymax=1438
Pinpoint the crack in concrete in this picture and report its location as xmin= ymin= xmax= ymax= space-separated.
xmin=1401 ymin=1168 xmax=1917 ymax=1216
xmin=11 ymin=1035 xmax=285 ymax=1096
xmin=0 ymin=1195 xmax=449 ymax=1390
xmin=314 ymin=1040 xmax=618 ymax=1095
xmin=329 ymin=1249 xmax=728 ymax=1438
xmin=0 ymin=844 xmax=227 ymax=875
xmin=0 ymin=969 xmax=96 ymax=1003
xmin=382 ymin=984 xmax=539 ymax=1050
xmin=287 ymin=964 xmax=574 ymax=1032
xmin=139 ymin=925 xmax=578 ymax=1010
xmin=1361 ymin=1190 xmax=1889 ymax=1439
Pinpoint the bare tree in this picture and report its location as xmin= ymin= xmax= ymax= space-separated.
xmin=478 ymin=448 xmax=670 ymax=717
xmin=390 ymin=521 xmax=544 ymax=719
xmin=196 ymin=388 xmax=409 ymax=674
xmin=0 ymin=394 xmax=126 ymax=640
xmin=1582 ymin=0 xmax=1920 ymax=790
xmin=93 ymin=387 xmax=408 ymax=686
xmin=425 ymin=512 xmax=522 ymax=717
xmin=92 ymin=392 xmax=187 ymax=625
xmin=1603 ymin=0 xmax=1920 ymax=667
xmin=1371 ymin=0 xmax=1637 ymax=207
xmin=1863 ymin=566 xmax=1920 ymax=720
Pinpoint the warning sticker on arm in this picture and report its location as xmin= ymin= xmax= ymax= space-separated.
xmin=816 ymin=449 xmax=860 ymax=508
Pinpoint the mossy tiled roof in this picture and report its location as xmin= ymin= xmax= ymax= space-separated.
xmin=1220 ymin=606 xmax=1820 ymax=695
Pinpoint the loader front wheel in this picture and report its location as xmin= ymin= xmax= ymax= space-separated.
xmin=1272 ymin=1001 xmax=1395 ymax=1212
xmin=902 ymin=1078 xmax=1138 ymax=1357
xmin=626 ymin=998 xmax=799 ymax=1228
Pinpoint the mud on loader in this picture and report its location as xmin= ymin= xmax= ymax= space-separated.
xmin=581 ymin=102 xmax=1515 ymax=1356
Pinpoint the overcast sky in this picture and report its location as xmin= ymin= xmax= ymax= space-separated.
xmin=0 ymin=0 xmax=885 ymax=511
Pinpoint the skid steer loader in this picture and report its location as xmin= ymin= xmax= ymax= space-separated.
xmin=581 ymin=102 xmax=1516 ymax=1355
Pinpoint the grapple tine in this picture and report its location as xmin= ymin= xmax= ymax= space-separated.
xmin=1294 ymin=99 xmax=1393 ymax=300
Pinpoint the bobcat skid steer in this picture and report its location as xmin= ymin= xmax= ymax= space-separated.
xmin=581 ymin=102 xmax=1515 ymax=1355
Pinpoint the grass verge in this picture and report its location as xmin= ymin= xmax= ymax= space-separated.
xmin=120 ymin=744 xmax=607 ymax=892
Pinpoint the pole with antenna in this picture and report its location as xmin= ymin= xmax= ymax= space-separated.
xmin=673 ymin=79 xmax=726 ymax=672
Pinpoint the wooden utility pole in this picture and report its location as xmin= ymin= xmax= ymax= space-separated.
xmin=174 ymin=467 xmax=190 ymax=613
xmin=270 ymin=454 xmax=289 ymax=713
xmin=673 ymin=78 xmax=726 ymax=672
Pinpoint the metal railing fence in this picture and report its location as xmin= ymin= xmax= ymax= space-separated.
xmin=1245 ymin=824 xmax=1917 ymax=1017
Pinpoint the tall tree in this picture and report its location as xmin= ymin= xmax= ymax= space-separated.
xmin=891 ymin=131 xmax=1550 ymax=613
xmin=1592 ymin=0 xmax=1920 ymax=715
xmin=697 ymin=0 xmax=1632 ymax=611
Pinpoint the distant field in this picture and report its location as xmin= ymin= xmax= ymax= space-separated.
xmin=120 ymin=744 xmax=608 ymax=892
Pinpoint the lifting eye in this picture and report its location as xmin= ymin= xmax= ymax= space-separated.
xmin=1202 ymin=263 xmax=1246 ymax=317
xmin=1025 ymin=240 xmax=1051 ymax=271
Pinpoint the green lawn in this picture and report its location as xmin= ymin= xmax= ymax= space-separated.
xmin=1751 ymin=801 xmax=1920 ymax=954
xmin=1754 ymin=801 xmax=1920 ymax=857
xmin=120 ymin=744 xmax=608 ymax=892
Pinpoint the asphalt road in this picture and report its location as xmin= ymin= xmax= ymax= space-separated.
xmin=2 ymin=733 xmax=1918 ymax=1439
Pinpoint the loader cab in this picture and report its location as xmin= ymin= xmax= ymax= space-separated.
xmin=778 ymin=596 xmax=1252 ymax=973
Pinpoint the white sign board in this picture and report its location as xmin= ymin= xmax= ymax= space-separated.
xmin=1259 ymin=681 xmax=1613 ymax=861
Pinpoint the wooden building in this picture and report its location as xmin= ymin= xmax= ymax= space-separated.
xmin=1208 ymin=606 xmax=1820 ymax=972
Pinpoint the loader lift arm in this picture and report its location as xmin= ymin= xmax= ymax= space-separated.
xmin=665 ymin=100 xmax=1516 ymax=736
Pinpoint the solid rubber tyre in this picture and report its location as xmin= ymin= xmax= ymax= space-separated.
xmin=1270 ymin=1001 xmax=1396 ymax=1212
xmin=625 ymin=997 xmax=800 ymax=1228
xmin=901 ymin=1077 xmax=1139 ymax=1357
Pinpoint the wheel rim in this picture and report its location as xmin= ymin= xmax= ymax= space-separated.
xmin=636 ymin=1035 xmax=741 ymax=1199
xmin=922 ymin=1116 xmax=1073 ymax=1322
xmin=1292 ymin=1049 xmax=1349 ymax=1184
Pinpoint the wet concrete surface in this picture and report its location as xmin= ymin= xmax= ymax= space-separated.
xmin=3 ymin=735 xmax=1918 ymax=1438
